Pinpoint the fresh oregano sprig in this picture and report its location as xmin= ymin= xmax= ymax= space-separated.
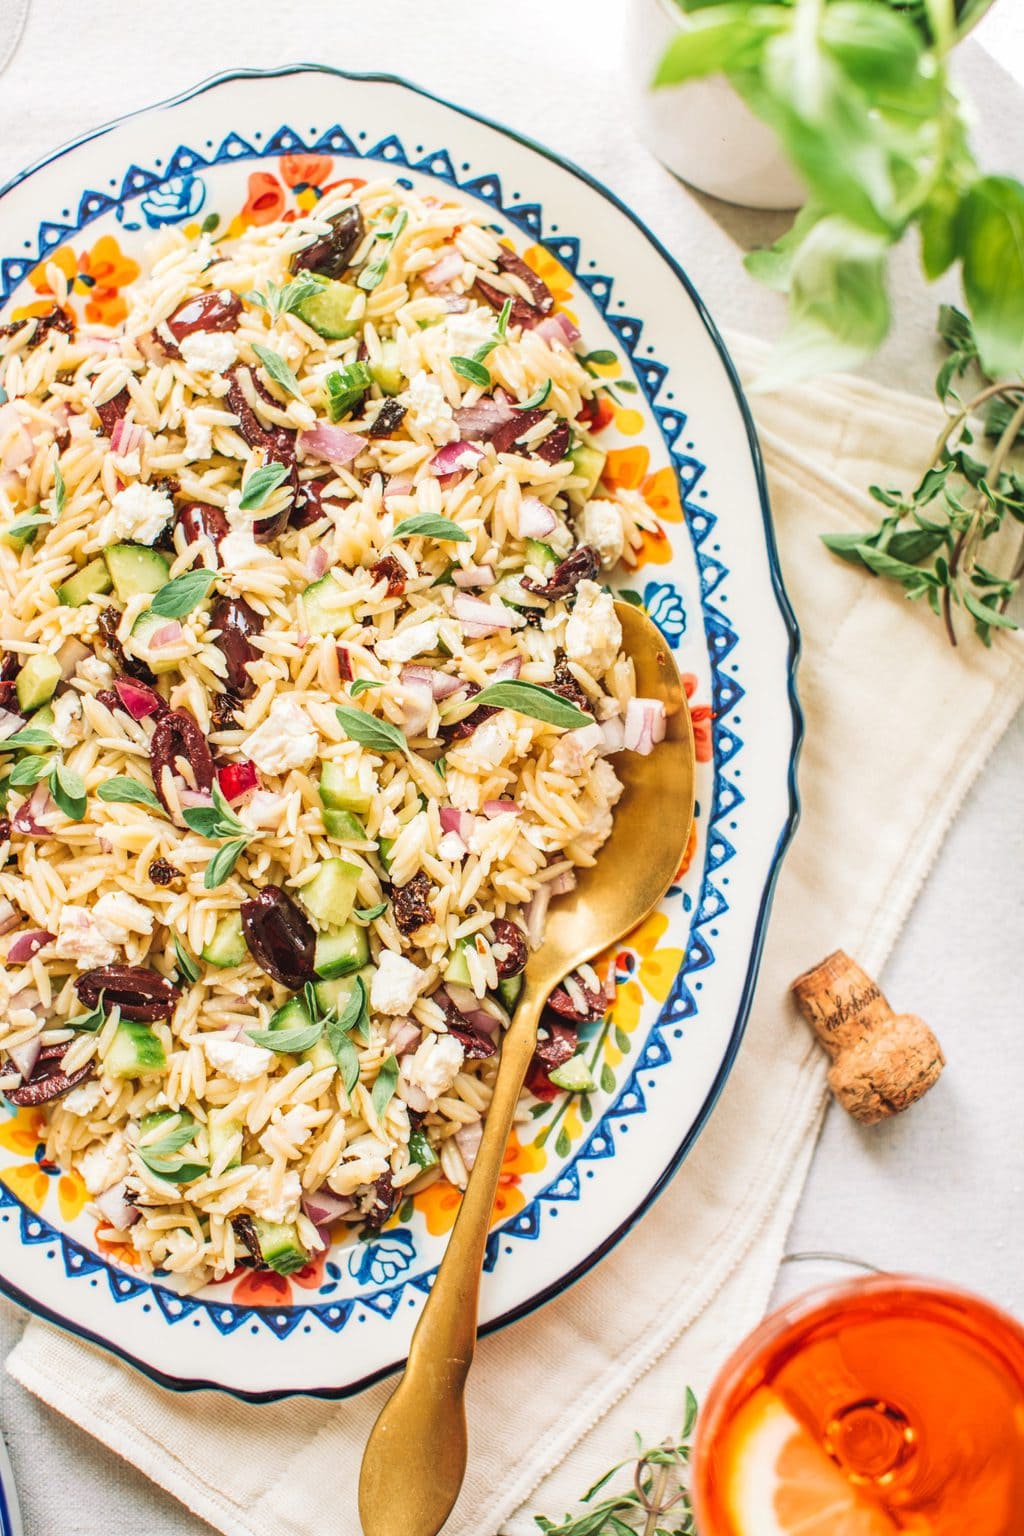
xmin=824 ymin=305 xmax=1024 ymax=646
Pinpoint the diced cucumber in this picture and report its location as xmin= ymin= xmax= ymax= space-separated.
xmin=104 ymin=1020 xmax=167 ymax=1079
xmin=322 ymin=808 xmax=366 ymax=842
xmin=15 ymin=654 xmax=61 ymax=713
xmin=304 ymin=1036 xmax=338 ymax=1074
xmin=319 ymin=762 xmax=372 ymax=815
xmin=201 ymin=912 xmax=246 ymax=969
xmin=444 ymin=938 xmax=474 ymax=988
xmin=314 ymin=922 xmax=369 ymax=980
xmin=377 ymin=836 xmax=394 ymax=872
xmin=497 ymin=974 xmax=524 ymax=1012
xmin=252 ymin=1217 xmax=309 ymax=1276
xmin=269 ymin=995 xmax=314 ymax=1033
xmin=408 ymin=1129 xmax=438 ymax=1171
xmin=494 ymin=574 xmax=549 ymax=611
xmin=208 ymin=1107 xmax=242 ymax=1171
xmin=299 ymin=858 xmax=361 ymax=929
xmin=2 ymin=515 xmax=40 ymax=552
xmin=302 ymin=574 xmax=351 ymax=636
xmin=369 ymin=339 xmax=403 ymax=396
xmin=57 ymin=557 xmax=112 ymax=608
xmin=103 ymin=544 xmax=170 ymax=603
xmin=293 ymin=279 xmax=363 ymax=340
xmin=524 ymin=538 xmax=557 ymax=575
xmin=139 ymin=1109 xmax=206 ymax=1181
xmin=128 ymin=611 xmax=180 ymax=674
xmin=547 ymin=1054 xmax=597 ymax=1093
xmin=568 ymin=444 xmax=606 ymax=502
xmin=19 ymin=704 xmax=54 ymax=750
xmin=313 ymin=966 xmax=371 ymax=1016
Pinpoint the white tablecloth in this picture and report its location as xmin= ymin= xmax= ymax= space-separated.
xmin=0 ymin=3 xmax=1020 ymax=1531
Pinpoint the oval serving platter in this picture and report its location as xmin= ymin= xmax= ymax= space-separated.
xmin=0 ymin=65 xmax=800 ymax=1399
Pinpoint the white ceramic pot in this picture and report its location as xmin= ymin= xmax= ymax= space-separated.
xmin=626 ymin=0 xmax=806 ymax=211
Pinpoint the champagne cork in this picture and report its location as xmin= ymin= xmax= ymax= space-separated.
xmin=791 ymin=950 xmax=945 ymax=1125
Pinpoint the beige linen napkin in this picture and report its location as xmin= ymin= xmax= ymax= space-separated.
xmin=9 ymin=338 xmax=1024 ymax=1536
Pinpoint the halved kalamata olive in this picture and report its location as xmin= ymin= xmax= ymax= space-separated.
xmin=166 ymin=290 xmax=242 ymax=343
xmin=475 ymin=250 xmax=554 ymax=329
xmin=5 ymin=1040 xmax=94 ymax=1106
xmin=361 ymin=1171 xmax=400 ymax=1231
xmin=149 ymin=708 xmax=215 ymax=814
xmin=240 ymin=885 xmax=316 ymax=989
xmin=546 ymin=973 xmax=608 ymax=1024
xmin=175 ymin=502 xmax=229 ymax=564
xmin=533 ymin=420 xmax=571 ymax=465
xmin=98 ymin=606 xmax=156 ymax=685
xmin=436 ymin=989 xmax=497 ymax=1060
xmin=368 ymin=400 xmax=407 ymax=439
xmin=226 ymin=369 xmax=297 ymax=465
xmin=490 ymin=918 xmax=527 ymax=978
xmin=522 ymin=544 xmax=599 ymax=600
xmin=232 ymin=1214 xmax=265 ymax=1267
xmin=525 ymin=1018 xmax=577 ymax=1101
xmin=291 ymin=476 xmax=338 ymax=530
xmin=551 ymin=651 xmax=589 ymax=713
xmin=75 ymin=965 xmax=181 ymax=1021
xmin=95 ymin=387 xmax=132 ymax=437
xmin=209 ymin=596 xmax=263 ymax=698
xmin=291 ymin=206 xmax=365 ymax=279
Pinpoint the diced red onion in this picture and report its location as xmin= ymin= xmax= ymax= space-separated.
xmin=7 ymin=1037 xmax=41 ymax=1080
xmin=452 ymin=564 xmax=495 ymax=589
xmin=0 ymin=898 xmax=20 ymax=936
xmin=13 ymin=783 xmax=54 ymax=837
xmin=400 ymin=664 xmax=435 ymax=688
xmin=302 ymin=1188 xmax=356 ymax=1227
xmin=383 ymin=474 xmax=414 ymax=501
xmin=388 ymin=1018 xmax=421 ymax=1055
xmin=298 ymin=423 xmax=366 ymax=465
xmin=518 ymin=496 xmax=558 ymax=540
xmin=429 ymin=440 xmax=483 ymax=478
xmin=109 ymin=418 xmax=144 ymax=456
xmin=493 ymin=656 xmax=522 ymax=681
xmin=114 ymin=677 xmax=163 ymax=720
xmin=305 ymin=545 xmax=330 ymax=581
xmin=0 ymin=708 xmax=23 ymax=741
xmin=56 ymin=637 xmax=91 ymax=680
xmin=421 ymin=249 xmax=464 ymax=290
xmin=336 ymin=646 xmax=353 ymax=682
xmin=453 ymin=594 xmax=516 ymax=636
xmin=525 ymin=883 xmax=551 ymax=950
xmin=455 ymin=1120 xmax=484 ymax=1171
xmin=94 ymin=1181 xmax=140 ymax=1232
xmin=6 ymin=929 xmax=54 ymax=964
xmin=464 ymin=1009 xmax=501 ymax=1037
xmin=482 ymin=799 xmax=519 ymax=819
xmin=430 ymin=671 xmax=464 ymax=701
xmin=218 ymin=1020 xmax=246 ymax=1042
xmin=548 ymin=870 xmax=576 ymax=897
xmin=535 ymin=313 xmax=581 ymax=348
xmin=623 ymin=697 xmax=667 ymax=756
xmin=217 ymin=759 xmax=260 ymax=803
xmin=149 ymin=621 xmax=182 ymax=649
xmin=601 ymin=717 xmax=625 ymax=755
xmin=440 ymin=807 xmax=472 ymax=839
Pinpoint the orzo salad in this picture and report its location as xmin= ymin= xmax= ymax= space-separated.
xmin=0 ymin=177 xmax=667 ymax=1285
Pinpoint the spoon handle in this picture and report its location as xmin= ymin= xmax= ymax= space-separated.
xmin=358 ymin=979 xmax=545 ymax=1536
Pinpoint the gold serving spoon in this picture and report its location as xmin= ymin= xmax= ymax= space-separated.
xmin=359 ymin=603 xmax=696 ymax=1536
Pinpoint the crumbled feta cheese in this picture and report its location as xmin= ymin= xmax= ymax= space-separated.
xmin=50 ymin=691 xmax=83 ymax=748
xmin=183 ymin=409 xmax=213 ymax=461
xmin=77 ymin=655 xmax=114 ymax=688
xmin=80 ymin=1132 xmax=130 ymax=1195
xmin=403 ymin=370 xmax=457 ymax=443
xmin=179 ymin=330 xmax=238 ymax=374
xmin=249 ymin=1168 xmax=302 ymax=1224
xmin=201 ymin=1034 xmax=274 ymax=1083
xmin=444 ymin=307 xmax=498 ymax=357
xmin=376 ymin=620 xmax=439 ymax=663
xmin=564 ymin=580 xmax=621 ymax=676
xmin=245 ymin=698 xmax=319 ymax=776
xmin=93 ymin=890 xmax=156 ymax=942
xmin=400 ymin=1034 xmax=465 ymax=1112
xmin=100 ymin=482 xmax=173 ymax=546
xmin=240 ymin=789 xmax=288 ymax=832
xmin=578 ymin=498 xmax=626 ymax=570
xmin=63 ymin=1081 xmax=104 ymax=1117
xmin=219 ymin=527 xmax=269 ymax=570
xmin=438 ymin=831 xmax=468 ymax=861
xmin=371 ymin=951 xmax=427 ymax=1015
xmin=458 ymin=718 xmax=509 ymax=772
xmin=53 ymin=906 xmax=119 ymax=969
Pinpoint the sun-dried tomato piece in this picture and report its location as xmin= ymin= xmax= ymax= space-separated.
xmin=390 ymin=872 xmax=434 ymax=936
xmin=370 ymin=554 xmax=407 ymax=597
xmin=148 ymin=857 xmax=178 ymax=886
xmin=95 ymin=387 xmax=132 ymax=437
xmin=232 ymin=1214 xmax=265 ymax=1267
xmin=368 ymin=399 xmax=407 ymax=439
xmin=361 ymin=1170 xmax=400 ymax=1230
xmin=441 ymin=683 xmax=499 ymax=745
xmin=75 ymin=965 xmax=181 ymax=1021
xmin=551 ymin=651 xmax=590 ymax=713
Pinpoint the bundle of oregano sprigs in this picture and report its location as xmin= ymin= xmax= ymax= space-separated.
xmin=532 ymin=1392 xmax=698 ymax=1536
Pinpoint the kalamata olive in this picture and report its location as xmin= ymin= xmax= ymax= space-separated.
xmin=240 ymin=885 xmax=316 ymax=990
xmin=175 ymin=502 xmax=229 ymax=564
xmin=490 ymin=918 xmax=527 ymax=978
xmin=390 ymin=872 xmax=433 ymax=936
xmin=361 ymin=1171 xmax=400 ymax=1230
xmin=225 ymin=370 xmax=297 ymax=469
xmin=166 ymin=290 xmax=242 ymax=343
xmin=291 ymin=206 xmax=365 ymax=279
xmin=551 ymin=651 xmax=589 ymax=713
xmin=98 ymin=606 xmax=156 ymax=685
xmin=209 ymin=596 xmax=263 ymax=698
xmin=232 ymin=1215 xmax=266 ymax=1267
xmin=546 ymin=973 xmax=608 ymax=1024
xmin=75 ymin=965 xmax=181 ymax=1021
xmin=436 ymin=989 xmax=497 ymax=1060
xmin=522 ymin=544 xmax=599 ymax=600
xmin=149 ymin=708 xmax=215 ymax=814
xmin=5 ymin=1040 xmax=94 ymax=1106
xmin=95 ymin=387 xmax=132 ymax=437
xmin=525 ymin=1018 xmax=577 ymax=1101
xmin=368 ymin=400 xmax=407 ymax=439
xmin=533 ymin=420 xmax=571 ymax=465
xmin=291 ymin=476 xmax=335 ymax=530
xmin=475 ymin=249 xmax=554 ymax=332
xmin=0 ymin=654 xmax=19 ymax=682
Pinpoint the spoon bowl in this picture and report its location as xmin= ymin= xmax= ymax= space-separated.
xmin=359 ymin=602 xmax=695 ymax=1536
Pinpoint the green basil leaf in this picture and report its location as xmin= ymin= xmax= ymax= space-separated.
xmin=653 ymin=11 xmax=781 ymax=87
xmin=252 ymin=342 xmax=304 ymax=402
xmin=149 ymin=567 xmax=217 ymax=620
xmin=450 ymin=355 xmax=491 ymax=389
xmin=496 ymin=297 xmax=512 ymax=339
xmin=52 ymin=463 xmax=66 ymax=517
xmin=330 ymin=1025 xmax=361 ymax=1095
xmin=8 ymin=754 xmax=53 ymax=787
xmin=371 ymin=1052 xmax=400 ymax=1118
xmin=97 ymin=776 xmax=164 ymax=812
xmin=1 ymin=728 xmax=56 ymax=752
xmin=354 ymin=901 xmax=387 ymax=922
xmin=238 ymin=461 xmax=291 ymax=511
xmin=335 ymin=705 xmax=409 ymax=756
xmin=137 ymin=1116 xmax=206 ymax=1180
xmin=391 ymin=514 xmax=470 ymax=544
xmin=4 ymin=509 xmax=50 ymax=543
xmin=67 ymin=992 xmax=116 ymax=1033
xmin=173 ymin=935 xmax=201 ymax=985
xmin=357 ymin=209 xmax=409 ymax=292
xmin=49 ymin=759 xmax=86 ymax=821
xmin=470 ymin=679 xmax=592 ymax=729
xmin=349 ymin=678 xmax=385 ymax=698
xmin=203 ymin=837 xmax=249 ymax=889
xmin=246 ymin=1022 xmax=325 ymax=1053
xmin=958 ymin=176 xmax=1024 ymax=378
xmin=520 ymin=379 xmax=552 ymax=410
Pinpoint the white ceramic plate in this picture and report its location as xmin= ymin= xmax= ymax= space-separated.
xmin=0 ymin=66 xmax=800 ymax=1399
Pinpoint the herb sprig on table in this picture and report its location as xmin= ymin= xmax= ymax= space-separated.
xmin=824 ymin=305 xmax=1024 ymax=646
xmin=533 ymin=1392 xmax=698 ymax=1536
